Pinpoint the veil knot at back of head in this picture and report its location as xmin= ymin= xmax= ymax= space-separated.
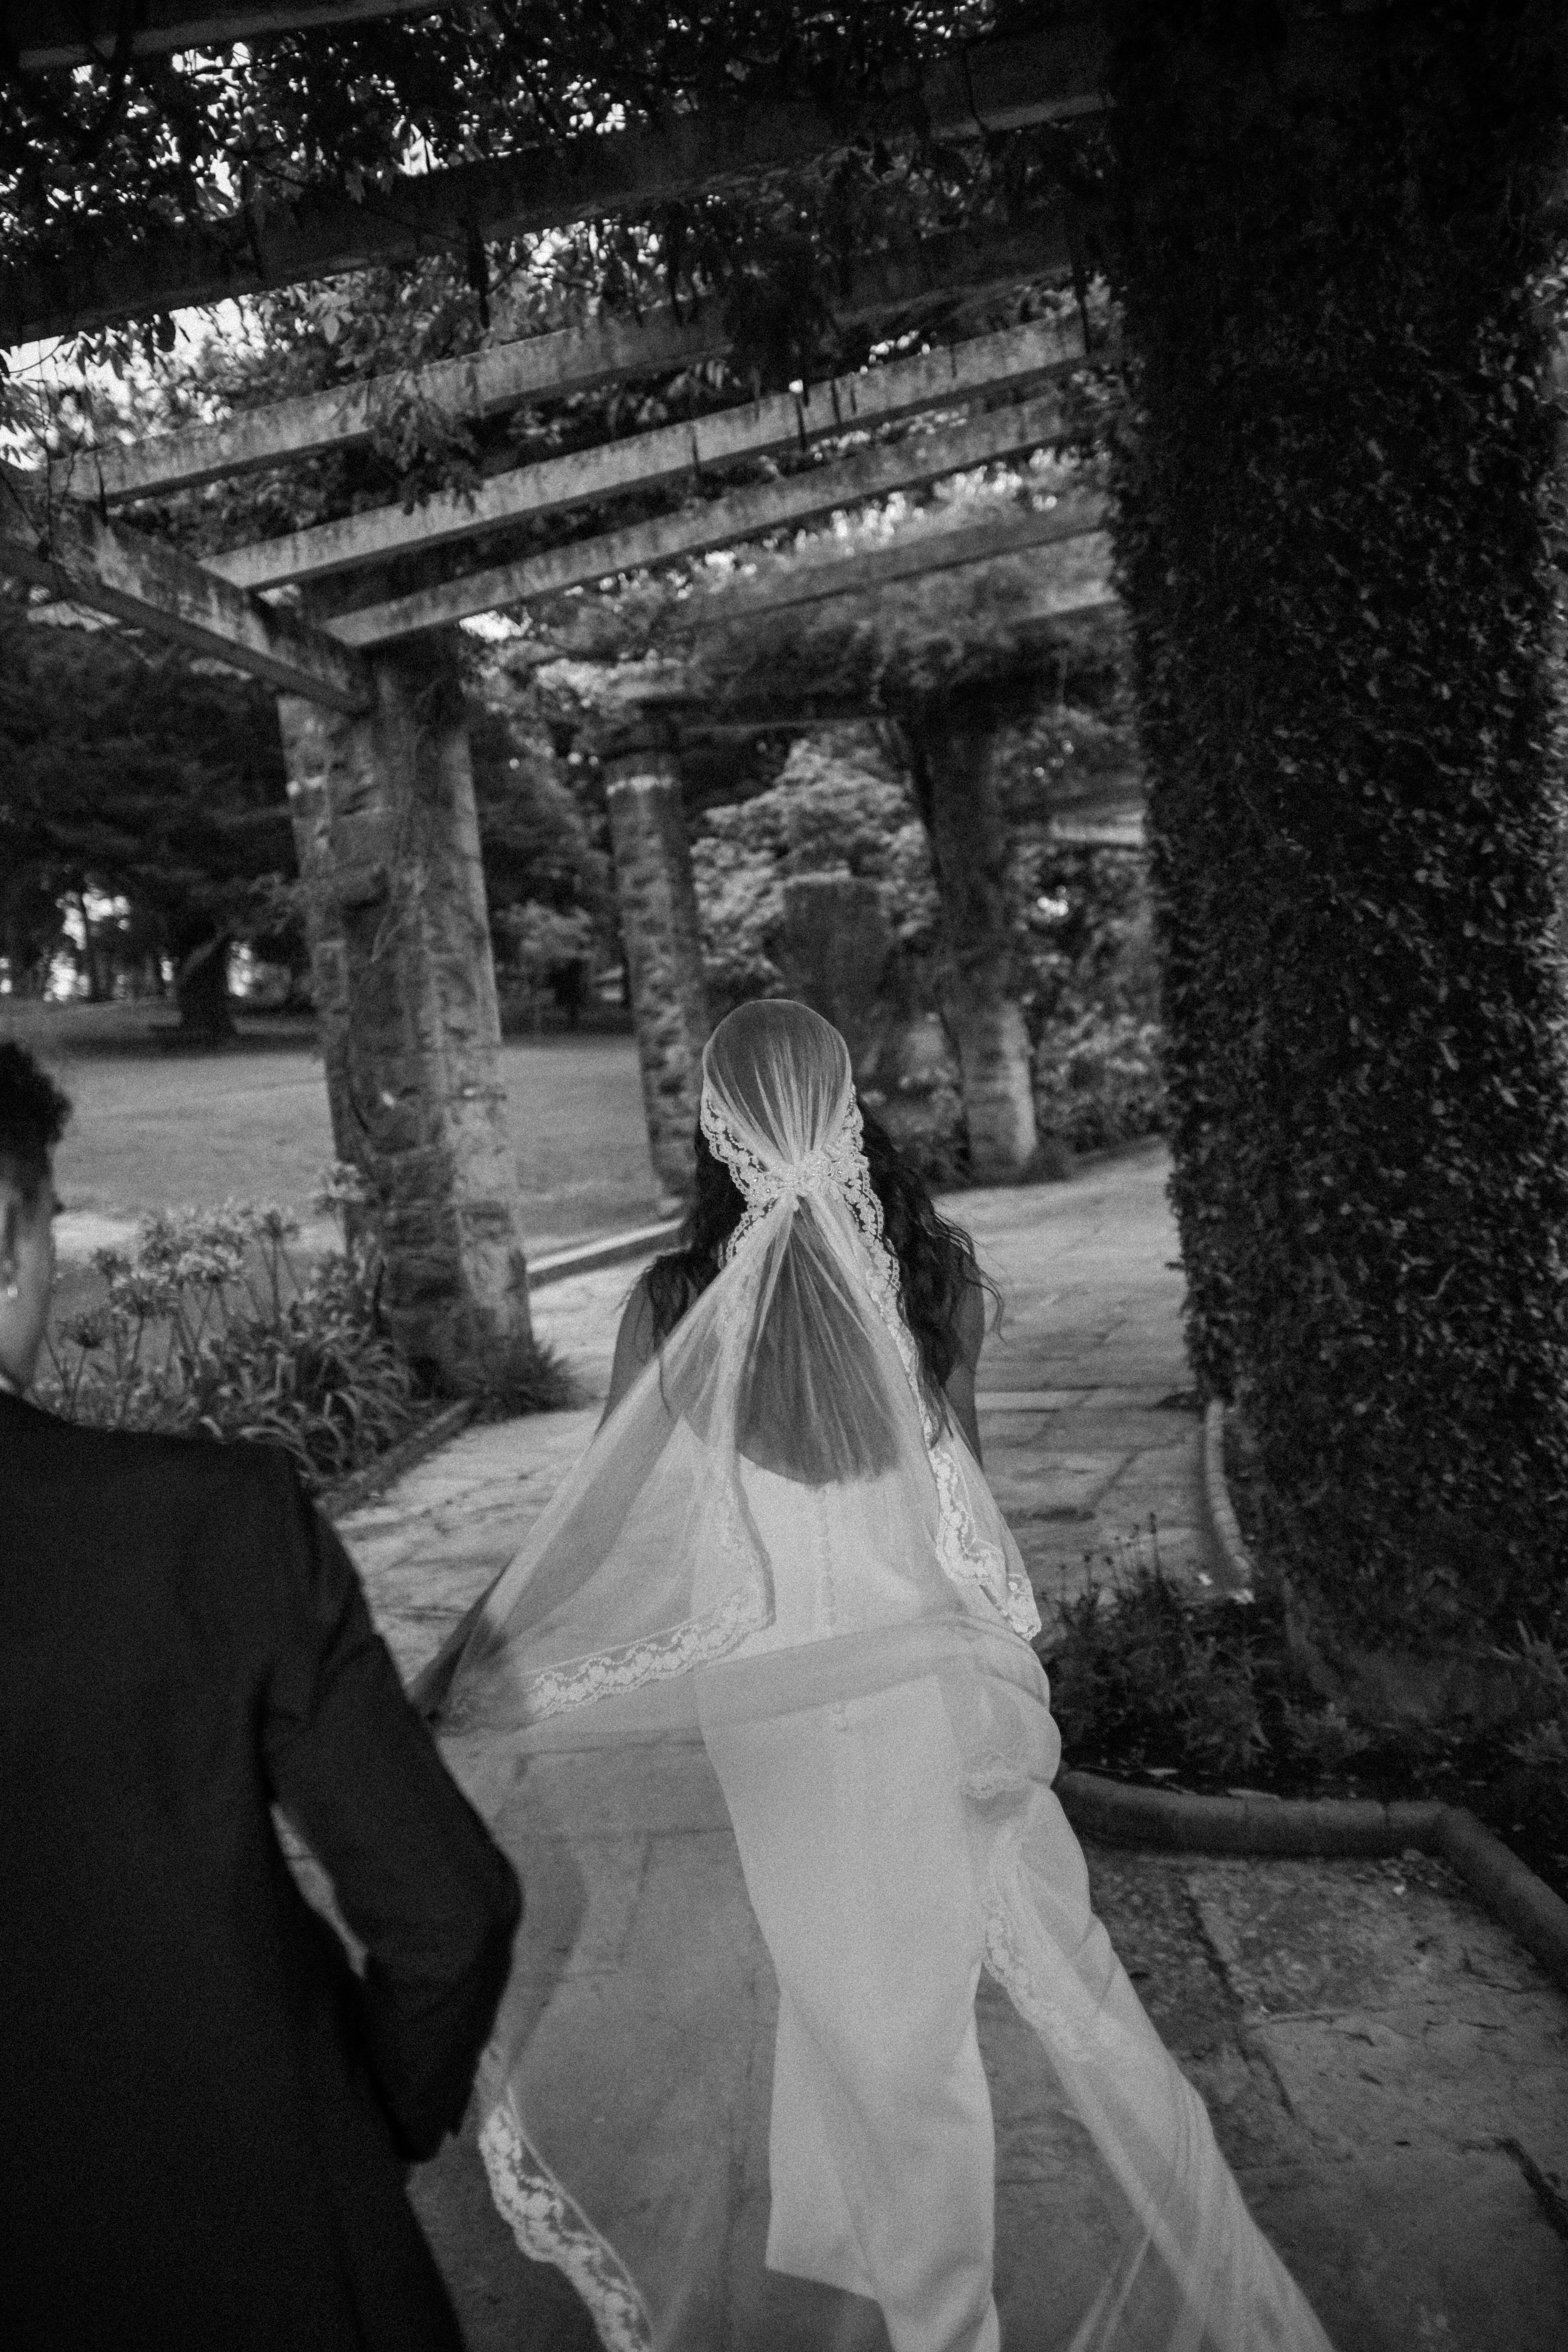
xmin=696 ymin=998 xmax=1035 ymax=1637
xmin=699 ymin=1000 xmax=887 ymax=1267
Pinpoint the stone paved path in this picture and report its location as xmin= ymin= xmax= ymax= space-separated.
xmin=333 ymin=1144 xmax=1568 ymax=2352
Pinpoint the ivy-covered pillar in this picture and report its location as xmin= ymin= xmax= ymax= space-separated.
xmin=907 ymin=686 xmax=1040 ymax=1182
xmin=603 ymin=735 xmax=710 ymax=1195
xmin=1110 ymin=11 xmax=1568 ymax=1639
xmin=276 ymin=632 xmax=534 ymax=1391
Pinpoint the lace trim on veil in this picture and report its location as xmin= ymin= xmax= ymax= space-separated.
xmin=513 ymin=1581 xmax=771 ymax=1721
xmin=498 ymin=1473 xmax=771 ymax=1723
xmin=702 ymin=1086 xmax=1040 ymax=1642
xmin=480 ymin=2095 xmax=655 ymax=2352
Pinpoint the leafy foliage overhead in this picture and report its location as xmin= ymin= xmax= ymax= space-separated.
xmin=2 ymin=3 xmax=995 ymax=351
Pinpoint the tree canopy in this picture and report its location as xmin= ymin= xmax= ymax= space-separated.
xmin=0 ymin=594 xmax=620 ymax=1033
xmin=0 ymin=591 xmax=295 ymax=1029
xmin=2 ymin=3 xmax=1005 ymax=364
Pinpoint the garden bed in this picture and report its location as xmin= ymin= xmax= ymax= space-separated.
xmin=1040 ymin=1557 xmax=1568 ymax=1911
xmin=40 ymin=1182 xmax=574 ymax=1495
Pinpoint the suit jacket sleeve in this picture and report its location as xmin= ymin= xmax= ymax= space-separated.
xmin=255 ymin=1452 xmax=522 ymax=2162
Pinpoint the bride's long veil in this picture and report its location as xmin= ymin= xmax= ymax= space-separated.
xmin=428 ymin=1001 xmax=1332 ymax=2352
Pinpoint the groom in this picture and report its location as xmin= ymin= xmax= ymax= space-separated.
xmin=0 ymin=1043 xmax=526 ymax=2351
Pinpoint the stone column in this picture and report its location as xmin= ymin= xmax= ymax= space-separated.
xmin=907 ymin=690 xmax=1040 ymax=1182
xmin=276 ymin=634 xmax=533 ymax=1391
xmin=604 ymin=739 xmax=710 ymax=1195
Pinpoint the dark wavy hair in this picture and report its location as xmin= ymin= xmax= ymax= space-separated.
xmin=0 ymin=1042 xmax=71 ymax=1208
xmin=644 ymin=1104 xmax=996 ymax=1408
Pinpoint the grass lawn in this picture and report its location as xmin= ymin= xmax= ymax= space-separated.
xmin=2 ymin=1003 xmax=670 ymax=1257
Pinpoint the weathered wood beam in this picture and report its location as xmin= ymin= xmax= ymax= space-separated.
xmin=78 ymin=215 xmax=1080 ymax=506
xmin=1 ymin=24 xmax=1110 ymax=347
xmin=0 ymin=473 xmax=372 ymax=711
xmin=326 ymin=383 xmax=1094 ymax=647
xmin=15 ymin=0 xmax=435 ymax=69
xmin=212 ymin=316 xmax=1089 ymax=591
xmin=691 ymin=498 xmax=1110 ymax=626
xmin=93 ymin=313 xmax=724 ymax=507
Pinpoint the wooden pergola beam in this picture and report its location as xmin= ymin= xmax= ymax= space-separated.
xmin=211 ymin=315 xmax=1090 ymax=591
xmin=14 ymin=0 xmax=436 ymax=68
xmin=1 ymin=24 xmax=1110 ymax=348
xmin=77 ymin=214 xmax=1080 ymax=506
xmin=326 ymin=384 xmax=1092 ymax=646
xmin=0 ymin=474 xmax=372 ymax=711
xmin=695 ymin=499 xmax=1111 ymax=625
xmin=91 ymin=311 xmax=724 ymax=507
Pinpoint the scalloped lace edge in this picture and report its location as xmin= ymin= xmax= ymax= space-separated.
xmin=479 ymin=2098 xmax=655 ymax=2352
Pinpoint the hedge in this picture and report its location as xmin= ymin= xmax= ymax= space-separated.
xmin=1107 ymin=6 xmax=1568 ymax=1641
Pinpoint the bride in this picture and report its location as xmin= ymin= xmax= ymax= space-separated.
xmin=420 ymin=998 xmax=1334 ymax=2352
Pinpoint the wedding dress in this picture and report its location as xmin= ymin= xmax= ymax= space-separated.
xmin=425 ymin=999 xmax=1334 ymax=2352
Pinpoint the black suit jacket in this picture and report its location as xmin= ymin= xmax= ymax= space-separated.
xmin=0 ymin=1392 xmax=523 ymax=2352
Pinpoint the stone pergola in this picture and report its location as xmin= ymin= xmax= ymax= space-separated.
xmin=0 ymin=9 xmax=1127 ymax=1389
xmin=523 ymin=514 xmax=1124 ymax=1189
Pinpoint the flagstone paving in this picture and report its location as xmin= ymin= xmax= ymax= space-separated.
xmin=330 ymin=1142 xmax=1568 ymax=2352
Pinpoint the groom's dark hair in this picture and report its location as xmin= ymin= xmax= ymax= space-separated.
xmin=0 ymin=1042 xmax=72 ymax=1207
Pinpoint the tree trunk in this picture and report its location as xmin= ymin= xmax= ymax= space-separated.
xmin=907 ymin=690 xmax=1039 ymax=1182
xmin=173 ymin=933 xmax=235 ymax=1043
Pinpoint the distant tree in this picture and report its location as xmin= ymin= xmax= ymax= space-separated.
xmin=689 ymin=726 xmax=940 ymax=1020
xmin=495 ymin=903 xmax=597 ymax=1033
xmin=467 ymin=691 xmax=613 ymax=923
xmin=0 ymin=595 xmax=296 ymax=1039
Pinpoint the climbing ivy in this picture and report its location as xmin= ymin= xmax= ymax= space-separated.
xmin=1108 ymin=5 xmax=1568 ymax=1641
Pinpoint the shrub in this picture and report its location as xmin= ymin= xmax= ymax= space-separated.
xmin=689 ymin=731 xmax=937 ymax=1023
xmin=1109 ymin=12 xmax=1568 ymax=1640
xmin=494 ymin=901 xmax=596 ymax=1034
xmin=1041 ymin=1552 xmax=1568 ymax=1903
xmin=1046 ymin=1553 xmax=1269 ymax=1785
xmin=41 ymin=1179 xmax=418 ymax=1487
xmin=466 ymin=1333 xmax=579 ymax=1418
xmin=1034 ymin=1009 xmax=1164 ymax=1155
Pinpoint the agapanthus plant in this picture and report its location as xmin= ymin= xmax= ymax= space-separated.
xmin=41 ymin=1168 xmax=416 ymax=1487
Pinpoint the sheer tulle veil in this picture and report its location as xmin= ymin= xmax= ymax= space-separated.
xmin=425 ymin=1000 xmax=1334 ymax=2352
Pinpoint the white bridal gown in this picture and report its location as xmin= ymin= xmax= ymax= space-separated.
xmin=704 ymin=1457 xmax=1003 ymax=2352
xmin=430 ymin=998 xmax=1335 ymax=2352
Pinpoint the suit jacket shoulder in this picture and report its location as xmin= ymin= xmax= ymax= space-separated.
xmin=2 ymin=1392 xmax=332 ymax=1666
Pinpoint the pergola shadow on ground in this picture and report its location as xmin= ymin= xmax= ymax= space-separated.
xmin=0 ymin=8 xmax=1171 ymax=1396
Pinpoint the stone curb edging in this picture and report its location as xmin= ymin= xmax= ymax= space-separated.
xmin=1056 ymin=1767 xmax=1568 ymax=1998
xmin=527 ymin=1216 xmax=685 ymax=1291
xmin=318 ymin=1214 xmax=686 ymax=1522
xmin=1057 ymin=1769 xmax=1441 ymax=1860
xmin=320 ymin=1399 xmax=477 ymax=1521
xmin=1169 ymin=1406 xmax=1568 ymax=1997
